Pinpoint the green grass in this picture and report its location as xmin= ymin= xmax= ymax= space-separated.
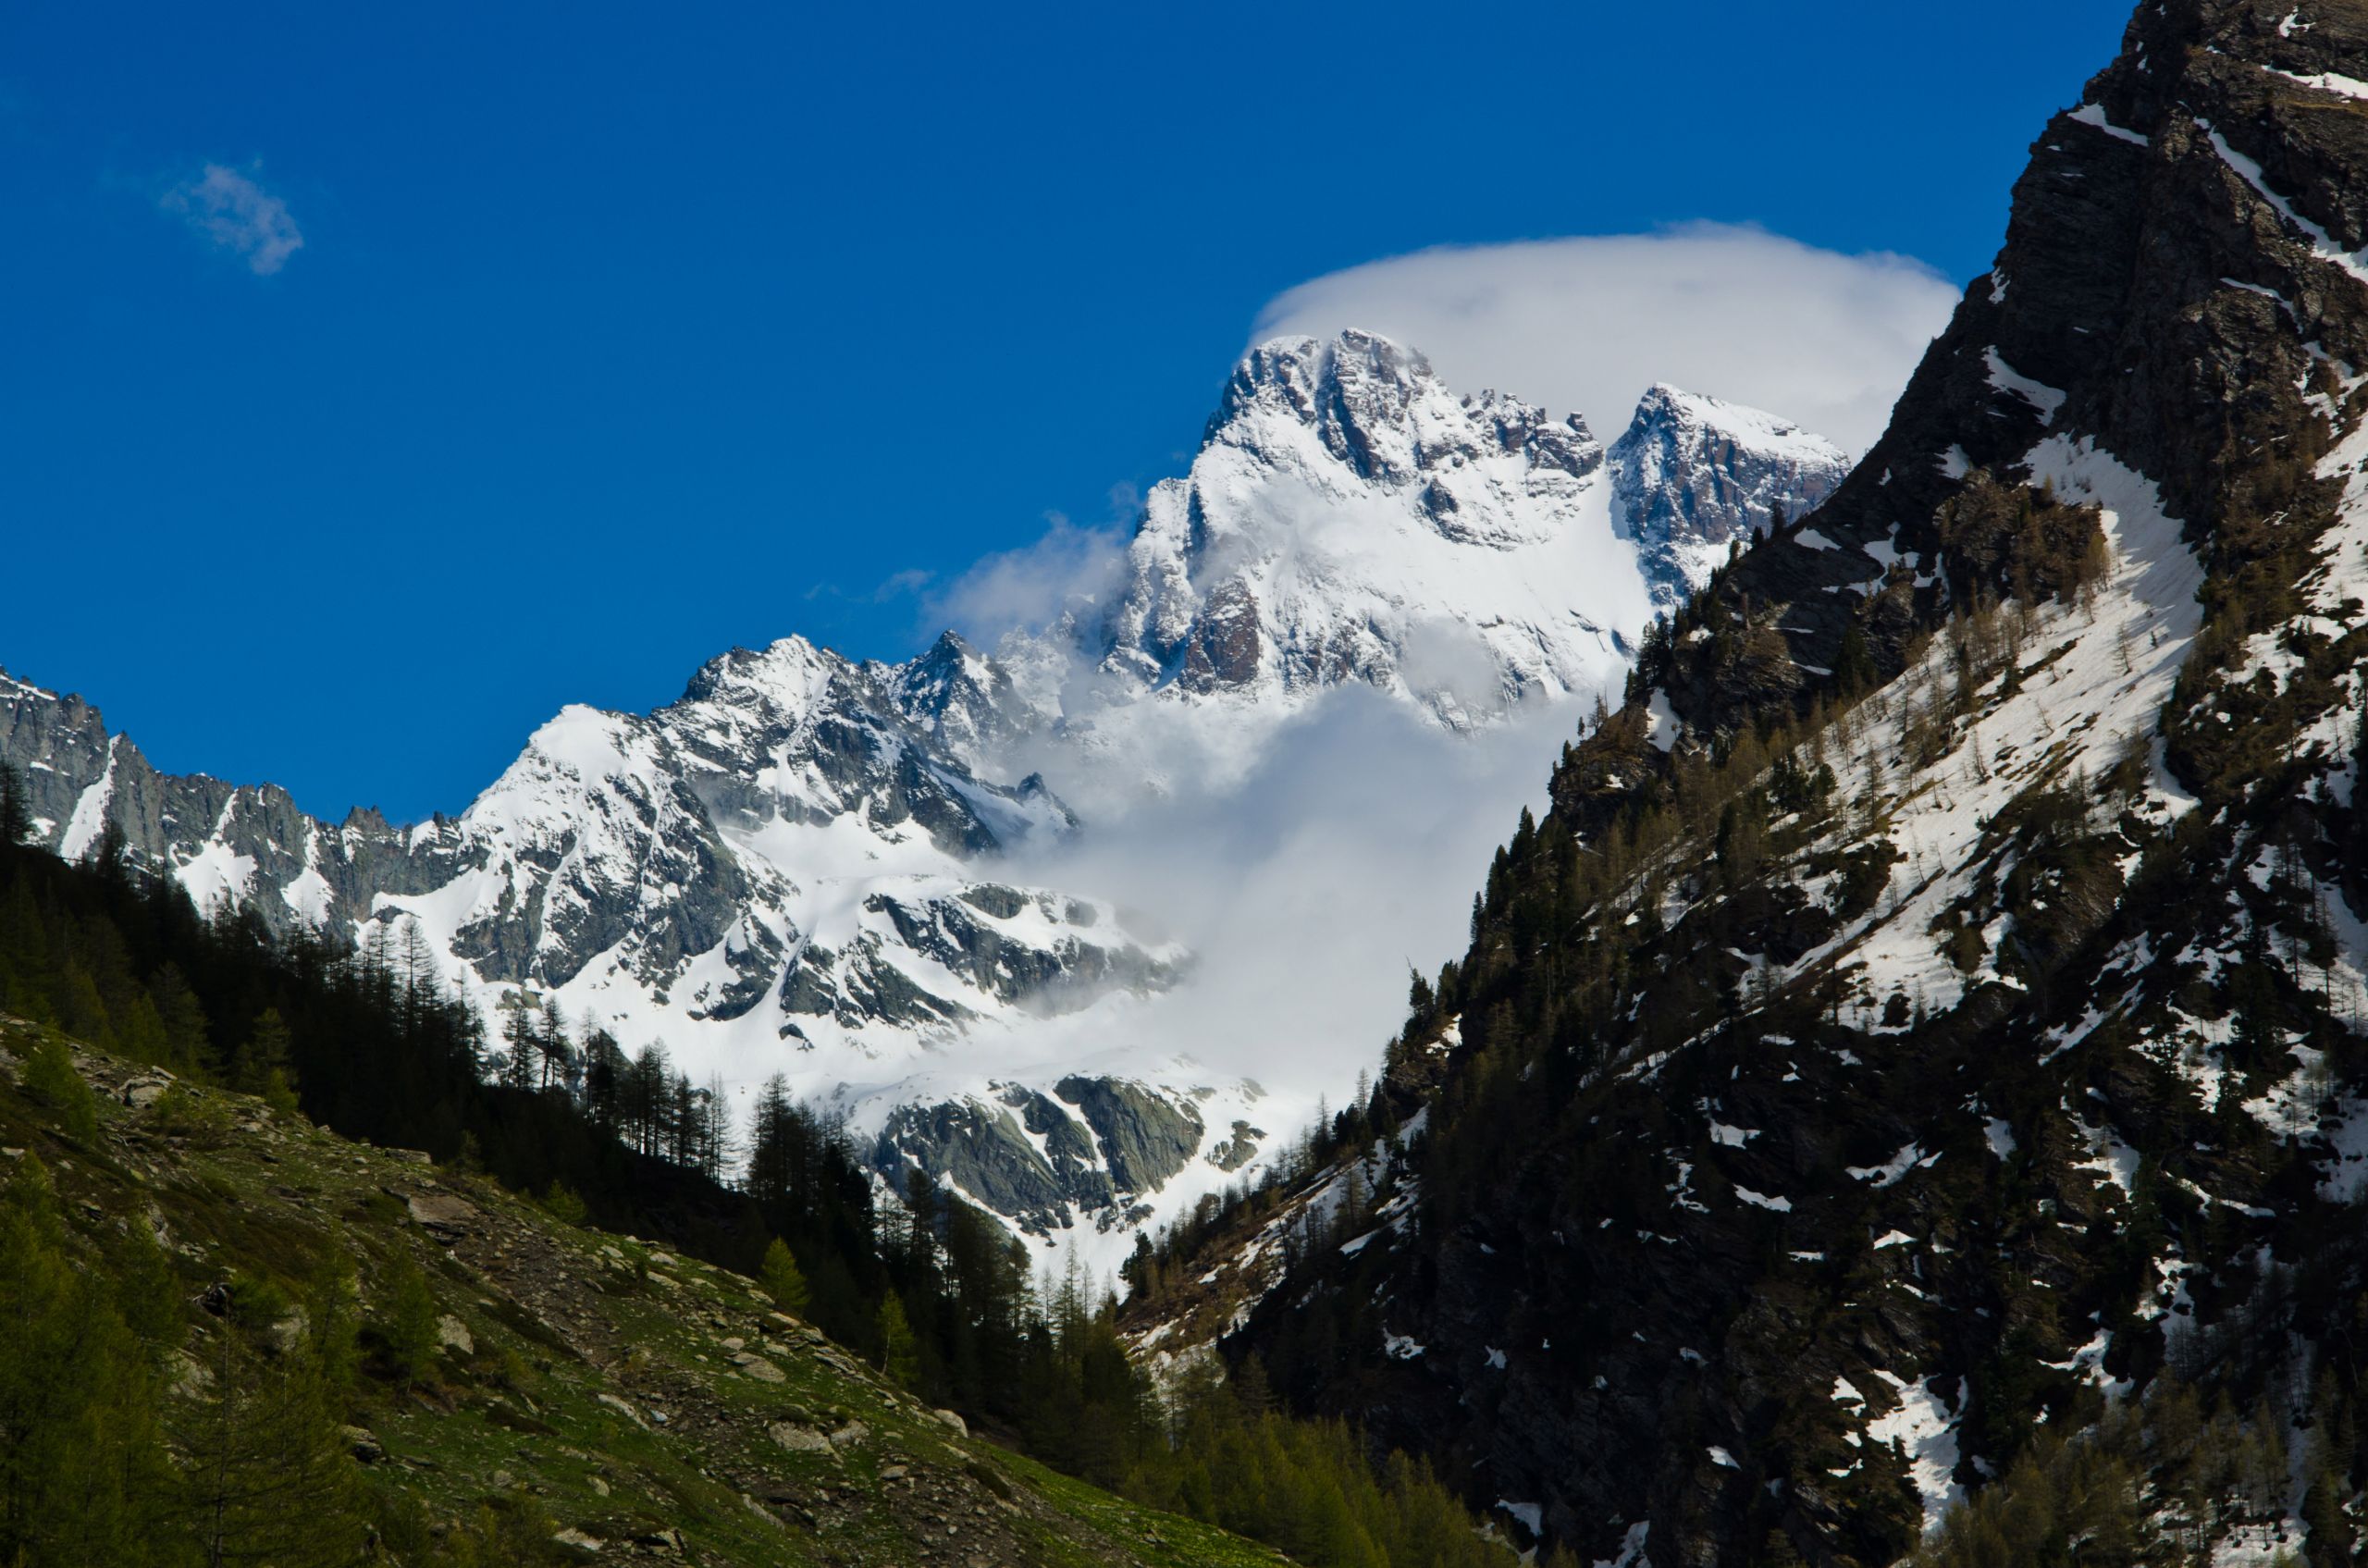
xmin=0 ymin=1020 xmax=1302 ymax=1568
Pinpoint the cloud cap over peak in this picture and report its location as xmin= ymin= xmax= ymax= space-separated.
xmin=160 ymin=162 xmax=304 ymax=277
xmin=1251 ymin=223 xmax=1958 ymax=456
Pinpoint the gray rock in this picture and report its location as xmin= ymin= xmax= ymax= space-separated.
xmin=768 ymin=1422 xmax=831 ymax=1453
xmin=1609 ymin=384 xmax=1851 ymax=612
xmin=405 ymin=1192 xmax=478 ymax=1235
xmin=122 ymin=1077 xmax=173 ymax=1109
xmin=1207 ymin=1119 xmax=1266 ymax=1173
xmin=1054 ymin=1075 xmax=1203 ymax=1195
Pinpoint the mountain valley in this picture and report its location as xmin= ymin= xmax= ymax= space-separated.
xmin=2 ymin=338 xmax=1842 ymax=1268
xmin=16 ymin=1 xmax=2368 ymax=1563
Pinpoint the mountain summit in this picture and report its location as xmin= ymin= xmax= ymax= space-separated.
xmin=1093 ymin=330 xmax=1844 ymax=725
xmin=1096 ymin=328 xmax=1648 ymax=726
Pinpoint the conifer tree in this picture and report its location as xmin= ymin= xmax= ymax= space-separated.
xmin=371 ymin=1248 xmax=441 ymax=1389
xmin=153 ymin=962 xmax=215 ymax=1078
xmin=22 ymin=1036 xmax=98 ymax=1142
xmin=0 ymin=764 xmax=31 ymax=849
xmin=761 ymin=1238 xmax=811 ymax=1317
xmin=239 ymin=1006 xmax=299 ymax=1115
xmin=172 ymin=1279 xmax=365 ymax=1568
xmin=540 ymin=1180 xmax=588 ymax=1226
xmin=89 ymin=817 xmax=130 ymax=882
xmin=0 ymin=1154 xmax=175 ymax=1565
xmin=877 ymin=1292 xmax=921 ymax=1389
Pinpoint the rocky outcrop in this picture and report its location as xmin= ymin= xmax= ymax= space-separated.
xmin=875 ymin=1093 xmax=1112 ymax=1232
xmin=874 ymin=1077 xmax=1220 ymax=1237
xmin=1608 ymin=383 xmax=1851 ymax=611
xmin=1051 ymin=1077 xmax=1204 ymax=1197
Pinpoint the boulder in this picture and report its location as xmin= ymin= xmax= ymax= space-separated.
xmin=405 ymin=1191 xmax=478 ymax=1236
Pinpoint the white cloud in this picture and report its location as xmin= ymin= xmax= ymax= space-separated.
xmin=1251 ymin=223 xmax=1959 ymax=454
xmin=925 ymin=513 xmax=1130 ymax=647
xmin=161 ymin=163 xmax=304 ymax=276
xmin=1001 ymin=682 xmax=1577 ymax=1115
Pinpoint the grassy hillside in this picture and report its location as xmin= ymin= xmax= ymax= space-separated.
xmin=0 ymin=1013 xmax=1289 ymax=1568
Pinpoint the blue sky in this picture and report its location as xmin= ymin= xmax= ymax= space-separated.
xmin=2 ymin=1 xmax=2131 ymax=823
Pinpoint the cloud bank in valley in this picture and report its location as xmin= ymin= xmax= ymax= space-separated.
xmin=998 ymin=685 xmax=1573 ymax=1102
xmin=1251 ymin=223 xmax=1959 ymax=454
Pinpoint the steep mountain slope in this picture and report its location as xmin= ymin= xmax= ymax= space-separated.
xmin=1144 ymin=3 xmax=2368 ymax=1564
xmin=0 ymin=341 xmax=1844 ymax=1257
xmin=0 ymin=1017 xmax=1290 ymax=1568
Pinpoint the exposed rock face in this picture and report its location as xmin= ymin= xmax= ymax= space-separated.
xmin=1608 ymin=383 xmax=1851 ymax=611
xmin=1181 ymin=4 xmax=2368 ymax=1564
xmin=0 ymin=672 xmax=440 ymax=931
xmin=1569 ymin=0 xmax=2368 ymax=760
xmin=873 ymin=1079 xmax=1208 ymax=1236
xmin=875 ymin=1094 xmax=1109 ymax=1233
xmin=1205 ymin=1119 xmax=1265 ymax=1173
xmin=1050 ymin=1076 xmax=1204 ymax=1196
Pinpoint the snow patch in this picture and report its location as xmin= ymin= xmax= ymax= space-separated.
xmin=1984 ymin=349 xmax=2067 ymax=424
xmin=1846 ymin=1142 xmax=1934 ymax=1188
xmin=2067 ymin=102 xmax=2150 ymax=146
xmin=1866 ymin=1372 xmax=1967 ymax=1534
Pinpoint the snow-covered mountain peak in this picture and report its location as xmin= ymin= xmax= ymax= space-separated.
xmin=1216 ymin=329 xmax=1427 ymax=423
xmin=1624 ymin=382 xmax=1837 ymax=460
xmin=514 ymin=703 xmax=638 ymax=782
xmin=1609 ymin=381 xmax=1852 ymax=610
xmin=1094 ymin=329 xmax=1643 ymax=721
xmin=675 ymin=636 xmax=842 ymax=720
xmin=1207 ymin=328 xmax=1602 ymax=502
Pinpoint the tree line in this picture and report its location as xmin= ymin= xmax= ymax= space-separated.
xmin=0 ymin=765 xmax=1528 ymax=1568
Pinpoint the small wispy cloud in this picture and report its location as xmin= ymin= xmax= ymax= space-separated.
xmin=802 ymin=567 xmax=937 ymax=611
xmin=160 ymin=163 xmax=303 ymax=276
